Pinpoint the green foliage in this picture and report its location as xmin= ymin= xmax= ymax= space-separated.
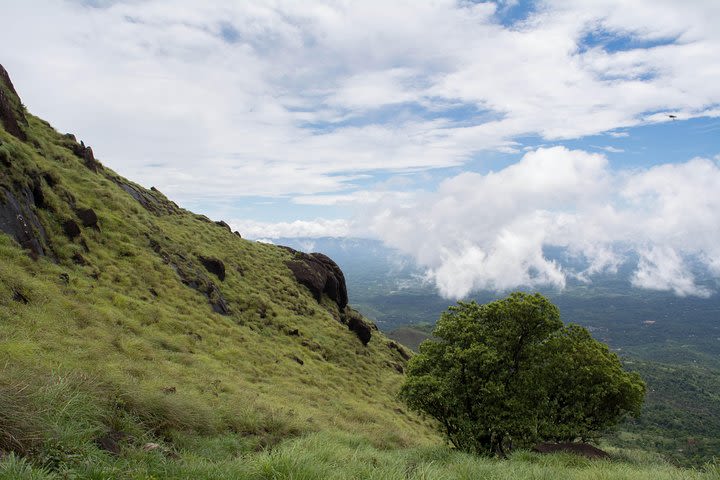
xmin=400 ymin=292 xmax=645 ymax=455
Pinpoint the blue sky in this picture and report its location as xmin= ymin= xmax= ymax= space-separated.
xmin=1 ymin=0 xmax=719 ymax=297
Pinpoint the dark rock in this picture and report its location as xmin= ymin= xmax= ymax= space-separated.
xmin=76 ymin=208 xmax=98 ymax=227
xmin=161 ymin=386 xmax=176 ymax=394
xmin=12 ymin=290 xmax=29 ymax=304
xmin=285 ymin=249 xmax=348 ymax=310
xmin=288 ymin=328 xmax=300 ymax=336
xmin=0 ymin=186 xmax=48 ymax=258
xmin=149 ymin=237 xmax=231 ymax=315
xmin=82 ymin=145 xmax=102 ymax=172
xmin=94 ymin=430 xmax=128 ymax=456
xmin=114 ymin=179 xmax=180 ymax=216
xmin=67 ymin=139 xmax=102 ymax=172
xmin=31 ymin=179 xmax=46 ymax=209
xmin=532 ymin=443 xmax=610 ymax=459
xmin=149 ymin=287 xmax=158 ymax=297
xmin=72 ymin=253 xmax=88 ymax=265
xmin=290 ymin=355 xmax=304 ymax=365
xmin=199 ymin=256 xmax=225 ymax=281
xmin=0 ymin=64 xmax=28 ymax=141
xmin=59 ymin=273 xmax=70 ymax=284
xmin=208 ymin=283 xmax=230 ymax=314
xmin=347 ymin=312 xmax=373 ymax=345
xmin=62 ymin=219 xmax=81 ymax=239
xmin=233 ymin=231 xmax=242 ymax=238
xmin=215 ymin=220 xmax=231 ymax=232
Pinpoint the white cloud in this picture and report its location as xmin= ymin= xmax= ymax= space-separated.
xmin=593 ymin=145 xmax=624 ymax=153
xmin=367 ymin=147 xmax=720 ymax=298
xmin=231 ymin=218 xmax=351 ymax=239
xmin=632 ymin=246 xmax=711 ymax=297
xmin=0 ymin=0 xmax=718 ymax=202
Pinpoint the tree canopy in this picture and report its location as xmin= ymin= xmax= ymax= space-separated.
xmin=399 ymin=292 xmax=646 ymax=455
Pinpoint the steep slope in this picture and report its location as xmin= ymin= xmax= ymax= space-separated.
xmin=0 ymin=64 xmax=427 ymax=465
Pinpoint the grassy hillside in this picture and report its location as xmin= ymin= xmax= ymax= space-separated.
xmin=1 ymin=67 xmax=717 ymax=478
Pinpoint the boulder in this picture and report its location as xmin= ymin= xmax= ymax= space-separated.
xmin=285 ymin=249 xmax=348 ymax=310
xmin=532 ymin=443 xmax=610 ymax=459
xmin=199 ymin=256 xmax=225 ymax=281
xmin=215 ymin=220 xmax=231 ymax=232
xmin=62 ymin=219 xmax=81 ymax=239
xmin=76 ymin=208 xmax=98 ymax=227
xmin=343 ymin=307 xmax=375 ymax=345
xmin=348 ymin=314 xmax=372 ymax=345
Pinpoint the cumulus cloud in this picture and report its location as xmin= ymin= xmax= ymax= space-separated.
xmin=367 ymin=147 xmax=720 ymax=298
xmin=0 ymin=0 xmax=719 ymax=202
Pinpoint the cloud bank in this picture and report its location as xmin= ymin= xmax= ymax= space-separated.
xmin=367 ymin=147 xmax=720 ymax=298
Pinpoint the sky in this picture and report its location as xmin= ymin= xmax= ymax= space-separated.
xmin=2 ymin=0 xmax=720 ymax=298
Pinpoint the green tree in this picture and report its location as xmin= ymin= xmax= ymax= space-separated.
xmin=399 ymin=292 xmax=645 ymax=455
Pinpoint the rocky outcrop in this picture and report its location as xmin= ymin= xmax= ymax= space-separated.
xmin=198 ymin=256 xmax=225 ymax=281
xmin=344 ymin=307 xmax=373 ymax=345
xmin=285 ymin=249 xmax=348 ymax=310
xmin=149 ymin=238 xmax=230 ymax=315
xmin=62 ymin=219 xmax=81 ymax=239
xmin=532 ymin=442 xmax=610 ymax=459
xmin=0 ymin=64 xmax=28 ymax=141
xmin=76 ymin=208 xmax=98 ymax=228
xmin=113 ymin=180 xmax=181 ymax=216
xmin=0 ymin=186 xmax=49 ymax=258
xmin=284 ymin=247 xmax=375 ymax=344
xmin=215 ymin=220 xmax=231 ymax=232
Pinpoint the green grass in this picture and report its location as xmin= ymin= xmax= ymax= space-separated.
xmin=1 ymin=430 xmax=717 ymax=479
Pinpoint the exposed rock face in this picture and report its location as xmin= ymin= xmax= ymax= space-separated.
xmin=62 ymin=219 xmax=81 ymax=239
xmin=346 ymin=308 xmax=373 ymax=345
xmin=0 ymin=64 xmax=28 ymax=141
xmin=285 ymin=249 xmax=348 ymax=310
xmin=114 ymin=179 xmax=181 ymax=216
xmin=284 ymin=247 xmax=375 ymax=344
xmin=149 ymin=238 xmax=230 ymax=315
xmin=532 ymin=443 xmax=610 ymax=459
xmin=199 ymin=256 xmax=225 ymax=281
xmin=0 ymin=186 xmax=48 ymax=258
xmin=215 ymin=220 xmax=231 ymax=232
xmin=76 ymin=208 xmax=98 ymax=227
